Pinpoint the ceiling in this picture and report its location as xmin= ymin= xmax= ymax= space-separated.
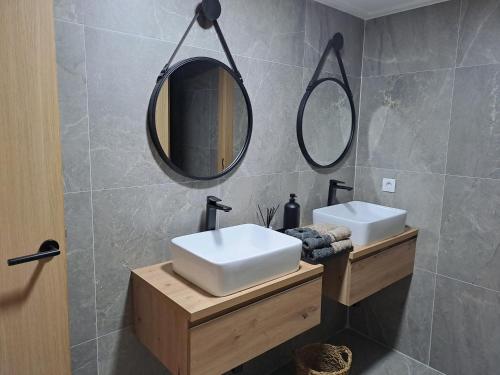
xmin=315 ymin=0 xmax=449 ymax=19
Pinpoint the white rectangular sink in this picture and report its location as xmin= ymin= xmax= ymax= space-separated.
xmin=313 ymin=201 xmax=407 ymax=245
xmin=170 ymin=224 xmax=302 ymax=296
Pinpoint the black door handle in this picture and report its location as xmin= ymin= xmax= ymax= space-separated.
xmin=7 ymin=240 xmax=60 ymax=266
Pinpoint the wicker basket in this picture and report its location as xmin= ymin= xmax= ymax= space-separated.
xmin=295 ymin=343 xmax=352 ymax=375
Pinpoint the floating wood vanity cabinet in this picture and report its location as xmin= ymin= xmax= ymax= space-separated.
xmin=132 ymin=261 xmax=323 ymax=375
xmin=323 ymin=226 xmax=418 ymax=306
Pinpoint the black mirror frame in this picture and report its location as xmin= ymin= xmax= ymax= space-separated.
xmin=296 ymin=32 xmax=356 ymax=169
xmin=147 ymin=0 xmax=253 ymax=180
xmin=297 ymin=77 xmax=355 ymax=169
xmin=147 ymin=56 xmax=253 ymax=181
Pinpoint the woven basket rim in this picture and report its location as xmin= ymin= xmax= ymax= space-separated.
xmin=295 ymin=343 xmax=352 ymax=375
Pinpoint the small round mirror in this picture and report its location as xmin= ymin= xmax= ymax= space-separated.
xmin=148 ymin=57 xmax=252 ymax=180
xmin=297 ymin=78 xmax=355 ymax=168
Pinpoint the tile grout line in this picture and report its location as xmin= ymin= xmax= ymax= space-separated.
xmin=456 ymin=60 xmax=500 ymax=70
xmin=54 ymin=18 xmax=84 ymax=26
xmin=348 ymin=17 xmax=367 ymax=330
xmin=64 ymin=189 xmax=92 ymax=195
xmin=70 ymin=336 xmax=97 ymax=349
xmin=302 ymin=0 xmax=307 ymax=71
xmin=427 ymin=272 xmax=438 ymax=366
xmin=444 ymin=173 xmax=500 ymax=182
xmin=354 ymin=164 xmax=500 ymax=183
xmin=358 ymin=60 xmax=500 ymax=81
xmin=435 ymin=272 xmax=500 ymax=295
xmin=80 ymin=24 xmax=308 ymax=71
xmin=427 ymin=0 xmax=463 ymax=363
xmin=96 ymin=325 xmax=133 ymax=340
xmin=414 ymin=266 xmax=436 ymax=276
xmin=88 ymin=168 xmax=358 ymax=194
xmin=352 ymin=18 xmax=367 ymax=201
xmin=355 ymin=165 xmax=445 ymax=176
xmin=81 ymin=23 xmax=100 ymax=375
xmin=415 ymin=265 xmax=500 ymax=294
xmin=362 ymin=65 xmax=454 ymax=79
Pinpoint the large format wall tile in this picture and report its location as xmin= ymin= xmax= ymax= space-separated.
xmin=446 ymin=64 xmax=500 ymax=179
xmin=304 ymin=0 xmax=363 ymax=77
xmin=54 ymin=0 xmax=83 ymax=23
xmin=98 ymin=328 xmax=168 ymax=375
xmin=438 ymin=176 xmax=500 ymax=291
xmin=430 ymin=276 xmax=500 ymax=375
xmin=85 ymin=28 xmax=178 ymax=189
xmin=71 ymin=340 xmax=98 ymax=375
xmin=354 ymin=167 xmax=444 ymax=272
xmin=457 ymin=0 xmax=500 ymax=67
xmin=298 ymin=166 xmax=354 ymax=225
xmin=233 ymin=59 xmax=303 ymax=177
xmin=349 ymin=269 xmax=435 ymax=364
xmin=93 ymin=181 xmax=218 ymax=335
xmin=220 ymin=0 xmax=305 ymax=67
xmin=362 ymin=1 xmax=459 ymax=77
xmin=357 ymin=70 xmax=453 ymax=173
xmin=55 ymin=21 xmax=91 ymax=193
xmin=64 ymin=192 xmax=96 ymax=346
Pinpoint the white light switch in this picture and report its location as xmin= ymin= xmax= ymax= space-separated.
xmin=382 ymin=178 xmax=396 ymax=193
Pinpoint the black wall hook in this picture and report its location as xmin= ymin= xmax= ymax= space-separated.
xmin=196 ymin=0 xmax=221 ymax=29
xmin=332 ymin=32 xmax=344 ymax=51
xmin=201 ymin=0 xmax=221 ymax=21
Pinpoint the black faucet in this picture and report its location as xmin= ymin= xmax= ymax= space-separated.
xmin=328 ymin=179 xmax=353 ymax=206
xmin=205 ymin=196 xmax=232 ymax=231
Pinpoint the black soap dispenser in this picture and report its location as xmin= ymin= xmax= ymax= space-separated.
xmin=283 ymin=193 xmax=300 ymax=230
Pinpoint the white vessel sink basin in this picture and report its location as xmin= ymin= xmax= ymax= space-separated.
xmin=313 ymin=201 xmax=407 ymax=245
xmin=170 ymin=224 xmax=302 ymax=296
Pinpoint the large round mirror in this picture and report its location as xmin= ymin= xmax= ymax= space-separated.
xmin=297 ymin=78 xmax=355 ymax=168
xmin=148 ymin=57 xmax=252 ymax=180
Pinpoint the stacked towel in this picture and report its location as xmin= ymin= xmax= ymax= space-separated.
xmin=286 ymin=223 xmax=353 ymax=264
xmin=303 ymin=236 xmax=331 ymax=251
xmin=306 ymin=223 xmax=351 ymax=242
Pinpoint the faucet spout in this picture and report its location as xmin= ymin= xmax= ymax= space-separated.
xmin=205 ymin=196 xmax=232 ymax=230
xmin=328 ymin=179 xmax=353 ymax=206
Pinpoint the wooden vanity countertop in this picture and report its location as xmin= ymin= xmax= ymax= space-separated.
xmin=132 ymin=261 xmax=323 ymax=323
xmin=350 ymin=226 xmax=418 ymax=261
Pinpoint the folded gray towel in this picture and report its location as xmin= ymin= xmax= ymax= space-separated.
xmin=303 ymin=247 xmax=334 ymax=264
xmin=302 ymin=239 xmax=353 ymax=264
xmin=287 ymin=226 xmax=353 ymax=262
xmin=303 ymin=235 xmax=332 ymax=251
xmin=285 ymin=227 xmax=319 ymax=240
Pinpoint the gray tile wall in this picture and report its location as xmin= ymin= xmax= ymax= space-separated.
xmin=54 ymin=1 xmax=363 ymax=374
xmin=351 ymin=1 xmax=500 ymax=374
